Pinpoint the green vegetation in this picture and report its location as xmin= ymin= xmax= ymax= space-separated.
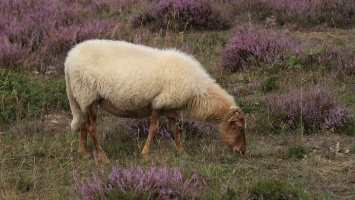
xmin=249 ymin=178 xmax=306 ymax=199
xmin=0 ymin=69 xmax=69 ymax=128
xmin=284 ymin=144 xmax=309 ymax=159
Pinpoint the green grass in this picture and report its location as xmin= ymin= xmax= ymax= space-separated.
xmin=249 ymin=178 xmax=306 ymax=199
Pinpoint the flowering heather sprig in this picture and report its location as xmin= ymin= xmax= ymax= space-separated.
xmin=0 ymin=38 xmax=28 ymax=67
xmin=316 ymin=45 xmax=355 ymax=77
xmin=220 ymin=26 xmax=301 ymax=72
xmin=71 ymin=162 xmax=206 ymax=199
xmin=131 ymin=0 xmax=230 ymax=31
xmin=266 ymin=84 xmax=352 ymax=133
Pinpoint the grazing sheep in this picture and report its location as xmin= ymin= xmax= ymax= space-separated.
xmin=65 ymin=39 xmax=246 ymax=163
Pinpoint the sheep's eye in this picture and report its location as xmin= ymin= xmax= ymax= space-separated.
xmin=238 ymin=127 xmax=244 ymax=132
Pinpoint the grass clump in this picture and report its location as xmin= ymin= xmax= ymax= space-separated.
xmin=249 ymin=178 xmax=305 ymax=200
xmin=261 ymin=76 xmax=279 ymax=93
xmin=284 ymin=144 xmax=308 ymax=159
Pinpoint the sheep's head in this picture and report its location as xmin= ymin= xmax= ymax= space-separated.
xmin=219 ymin=105 xmax=246 ymax=156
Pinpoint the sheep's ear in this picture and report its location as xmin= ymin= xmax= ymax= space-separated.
xmin=228 ymin=111 xmax=240 ymax=122
xmin=229 ymin=106 xmax=245 ymax=120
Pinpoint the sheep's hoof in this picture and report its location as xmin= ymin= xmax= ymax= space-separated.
xmin=98 ymin=153 xmax=110 ymax=164
xmin=79 ymin=150 xmax=91 ymax=159
xmin=142 ymin=153 xmax=150 ymax=161
xmin=176 ymin=151 xmax=189 ymax=159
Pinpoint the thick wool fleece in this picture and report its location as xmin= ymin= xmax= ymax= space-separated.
xmin=65 ymin=39 xmax=235 ymax=130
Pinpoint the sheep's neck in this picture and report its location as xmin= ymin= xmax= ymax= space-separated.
xmin=183 ymin=84 xmax=234 ymax=125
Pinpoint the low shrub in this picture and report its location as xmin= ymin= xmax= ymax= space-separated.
xmin=266 ymin=84 xmax=353 ymax=134
xmin=230 ymin=0 xmax=355 ymax=27
xmin=220 ymin=27 xmax=355 ymax=77
xmin=0 ymin=0 xmax=120 ymax=70
xmin=219 ymin=26 xmax=301 ymax=72
xmin=71 ymin=162 xmax=206 ymax=199
xmin=228 ymin=82 xmax=261 ymax=97
xmin=131 ymin=0 xmax=230 ymax=31
xmin=314 ymin=45 xmax=355 ymax=77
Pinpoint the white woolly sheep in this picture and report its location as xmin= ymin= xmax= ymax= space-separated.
xmin=65 ymin=39 xmax=246 ymax=163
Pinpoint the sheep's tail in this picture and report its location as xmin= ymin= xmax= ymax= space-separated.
xmin=65 ymin=69 xmax=83 ymax=132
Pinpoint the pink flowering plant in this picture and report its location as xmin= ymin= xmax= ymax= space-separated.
xmin=71 ymin=162 xmax=206 ymax=199
xmin=266 ymin=85 xmax=353 ymax=134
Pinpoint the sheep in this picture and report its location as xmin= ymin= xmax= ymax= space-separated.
xmin=64 ymin=39 xmax=246 ymax=163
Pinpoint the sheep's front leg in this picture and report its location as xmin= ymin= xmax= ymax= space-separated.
xmin=141 ymin=110 xmax=160 ymax=159
xmin=87 ymin=102 xmax=110 ymax=164
xmin=168 ymin=117 xmax=186 ymax=157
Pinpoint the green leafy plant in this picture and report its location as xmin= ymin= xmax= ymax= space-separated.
xmin=284 ymin=52 xmax=302 ymax=70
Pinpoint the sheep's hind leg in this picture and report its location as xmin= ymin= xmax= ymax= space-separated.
xmin=87 ymin=102 xmax=110 ymax=164
xmin=168 ymin=117 xmax=186 ymax=157
xmin=78 ymin=114 xmax=90 ymax=159
xmin=141 ymin=110 xmax=160 ymax=160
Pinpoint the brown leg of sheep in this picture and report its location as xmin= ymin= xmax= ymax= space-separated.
xmin=141 ymin=110 xmax=159 ymax=159
xmin=79 ymin=114 xmax=90 ymax=158
xmin=87 ymin=102 xmax=110 ymax=164
xmin=168 ymin=117 xmax=186 ymax=157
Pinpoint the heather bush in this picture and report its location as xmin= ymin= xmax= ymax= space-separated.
xmin=71 ymin=162 xmax=205 ymax=199
xmin=131 ymin=0 xmax=230 ymax=31
xmin=228 ymin=82 xmax=261 ymax=97
xmin=220 ymin=27 xmax=355 ymax=76
xmin=266 ymin=85 xmax=353 ymax=134
xmin=0 ymin=0 xmax=120 ymax=70
xmin=314 ymin=45 xmax=355 ymax=77
xmin=230 ymin=0 xmax=355 ymax=27
xmin=219 ymin=26 xmax=301 ymax=72
xmin=0 ymin=38 xmax=29 ymax=67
